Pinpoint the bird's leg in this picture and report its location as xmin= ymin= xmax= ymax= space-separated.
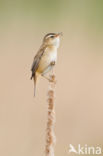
xmin=42 ymin=75 xmax=50 ymax=81
xmin=50 ymin=61 xmax=57 ymax=83
xmin=42 ymin=61 xmax=56 ymax=83
xmin=42 ymin=75 xmax=55 ymax=82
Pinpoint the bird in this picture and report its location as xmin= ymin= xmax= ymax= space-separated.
xmin=31 ymin=32 xmax=62 ymax=96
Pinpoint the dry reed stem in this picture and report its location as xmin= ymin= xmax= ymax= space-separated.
xmin=45 ymin=74 xmax=56 ymax=156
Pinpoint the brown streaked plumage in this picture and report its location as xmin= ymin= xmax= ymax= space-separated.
xmin=31 ymin=32 xmax=62 ymax=96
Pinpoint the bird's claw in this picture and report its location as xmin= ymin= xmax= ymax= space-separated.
xmin=50 ymin=61 xmax=55 ymax=66
xmin=49 ymin=75 xmax=57 ymax=84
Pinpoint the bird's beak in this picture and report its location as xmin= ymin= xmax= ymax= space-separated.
xmin=55 ymin=32 xmax=63 ymax=37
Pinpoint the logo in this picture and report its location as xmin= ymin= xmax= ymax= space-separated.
xmin=68 ymin=144 xmax=102 ymax=155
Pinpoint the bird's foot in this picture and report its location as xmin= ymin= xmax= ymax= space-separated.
xmin=42 ymin=75 xmax=57 ymax=84
xmin=49 ymin=74 xmax=57 ymax=84
xmin=50 ymin=61 xmax=55 ymax=66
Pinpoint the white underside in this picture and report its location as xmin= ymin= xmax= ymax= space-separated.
xmin=38 ymin=47 xmax=57 ymax=75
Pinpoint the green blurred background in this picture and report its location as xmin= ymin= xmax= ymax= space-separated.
xmin=0 ymin=0 xmax=103 ymax=156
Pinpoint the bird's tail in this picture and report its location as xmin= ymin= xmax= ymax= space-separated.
xmin=33 ymin=74 xmax=37 ymax=96
xmin=31 ymin=72 xmax=40 ymax=96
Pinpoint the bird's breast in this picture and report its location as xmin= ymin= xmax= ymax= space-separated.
xmin=42 ymin=48 xmax=57 ymax=63
xmin=37 ymin=48 xmax=57 ymax=73
xmin=48 ymin=49 xmax=57 ymax=62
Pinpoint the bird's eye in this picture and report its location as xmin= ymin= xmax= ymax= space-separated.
xmin=50 ymin=36 xmax=54 ymax=38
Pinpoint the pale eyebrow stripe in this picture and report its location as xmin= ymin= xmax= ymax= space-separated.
xmin=46 ymin=34 xmax=54 ymax=39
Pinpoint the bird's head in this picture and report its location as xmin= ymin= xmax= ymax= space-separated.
xmin=43 ymin=32 xmax=62 ymax=48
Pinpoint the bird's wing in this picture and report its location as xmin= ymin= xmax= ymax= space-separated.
xmin=31 ymin=45 xmax=46 ymax=79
